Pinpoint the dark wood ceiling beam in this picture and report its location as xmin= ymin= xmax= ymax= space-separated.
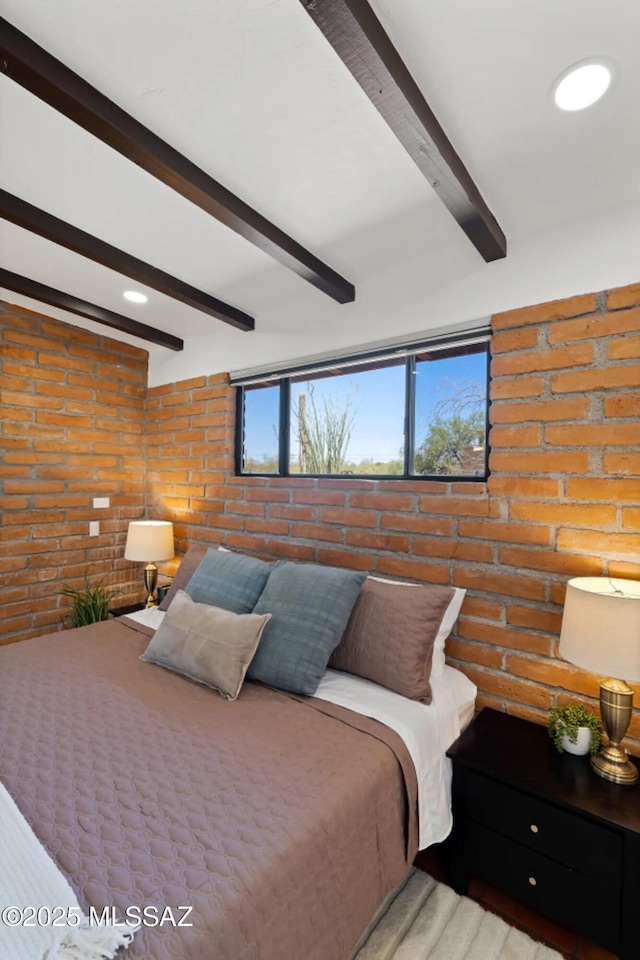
xmin=299 ymin=0 xmax=506 ymax=263
xmin=1 ymin=190 xmax=255 ymax=332
xmin=0 ymin=270 xmax=184 ymax=351
xmin=0 ymin=18 xmax=355 ymax=304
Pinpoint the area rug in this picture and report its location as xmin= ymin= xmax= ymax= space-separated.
xmin=354 ymin=869 xmax=564 ymax=960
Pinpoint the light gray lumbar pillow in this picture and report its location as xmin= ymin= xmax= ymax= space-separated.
xmin=141 ymin=590 xmax=271 ymax=701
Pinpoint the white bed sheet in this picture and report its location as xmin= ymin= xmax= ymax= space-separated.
xmin=124 ymin=606 xmax=477 ymax=849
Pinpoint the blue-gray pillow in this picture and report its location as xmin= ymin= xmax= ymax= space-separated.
xmin=185 ymin=548 xmax=271 ymax=614
xmin=247 ymin=561 xmax=367 ymax=695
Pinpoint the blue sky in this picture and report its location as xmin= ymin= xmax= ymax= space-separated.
xmin=244 ymin=351 xmax=487 ymax=464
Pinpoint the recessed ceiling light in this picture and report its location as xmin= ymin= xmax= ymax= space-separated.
xmin=553 ymin=60 xmax=613 ymax=111
xmin=123 ymin=290 xmax=148 ymax=303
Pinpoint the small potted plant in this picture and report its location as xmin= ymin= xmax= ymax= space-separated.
xmin=60 ymin=575 xmax=119 ymax=628
xmin=547 ymin=703 xmax=603 ymax=756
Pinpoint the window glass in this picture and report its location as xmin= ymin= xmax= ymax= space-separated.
xmin=412 ymin=347 xmax=488 ymax=477
xmin=241 ymin=383 xmax=280 ymax=474
xmin=236 ymin=341 xmax=489 ymax=480
xmin=289 ymin=360 xmax=405 ymax=475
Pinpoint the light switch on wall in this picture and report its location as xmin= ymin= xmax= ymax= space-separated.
xmin=89 ymin=521 xmax=100 ymax=537
xmin=93 ymin=497 xmax=110 ymax=508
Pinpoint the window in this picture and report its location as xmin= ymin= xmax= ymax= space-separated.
xmin=235 ymin=337 xmax=489 ymax=480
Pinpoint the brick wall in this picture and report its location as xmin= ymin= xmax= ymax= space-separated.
xmin=146 ymin=281 xmax=640 ymax=754
xmin=1 ymin=285 xmax=638 ymax=751
xmin=0 ymin=302 xmax=148 ymax=643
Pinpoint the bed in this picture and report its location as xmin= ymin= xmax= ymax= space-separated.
xmin=0 ymin=553 xmax=476 ymax=960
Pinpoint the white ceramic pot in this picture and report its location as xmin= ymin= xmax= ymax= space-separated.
xmin=561 ymin=726 xmax=592 ymax=756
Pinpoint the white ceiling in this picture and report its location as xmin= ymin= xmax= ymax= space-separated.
xmin=1 ymin=0 xmax=639 ymax=386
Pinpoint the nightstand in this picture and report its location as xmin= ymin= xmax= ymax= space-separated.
xmin=447 ymin=708 xmax=640 ymax=960
xmin=110 ymin=601 xmax=146 ymax=617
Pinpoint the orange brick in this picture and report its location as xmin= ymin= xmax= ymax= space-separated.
xmin=458 ymin=618 xmax=552 ymax=656
xmin=460 ymin=596 xmax=503 ymax=620
xmin=551 ymin=364 xmax=640 ymax=394
xmin=446 ymin=638 xmax=503 ymax=668
xmin=490 ymin=397 xmax=590 ymax=424
xmin=492 ymin=343 xmax=593 ymax=377
xmin=453 ymin=568 xmax=545 ymax=601
xmin=604 ymin=393 xmax=640 ymax=418
xmin=604 ymin=452 xmax=640 ymax=475
xmin=291 ymin=523 xmax=343 ymax=543
xmin=487 ymin=477 xmax=559 ymax=498
xmin=489 ymin=451 xmax=590 ymax=474
xmin=265 ymin=540 xmax=316 ymax=561
xmin=489 ymin=426 xmax=541 ymax=447
xmin=548 ymin=307 xmax=640 ymax=343
xmin=320 ymin=508 xmax=377 ymax=528
xmin=499 ymin=544 xmax=604 ymax=576
xmin=557 ymin=529 xmax=640 ymax=557
xmin=380 ymin=480 xmax=449 ymax=493
xmin=247 ymin=488 xmax=291 ymax=503
xmin=506 ymin=655 xmax=600 ymax=699
xmin=350 ymin=492 xmax=414 ymax=511
xmin=506 ymin=605 xmax=563 ymax=634
xmin=381 ymin=514 xmax=453 ymax=536
xmin=225 ymin=534 xmax=267 ymax=554
xmin=227 ymin=501 xmax=265 ymax=517
xmin=418 ymin=496 xmax=495 ymax=517
xmin=607 ymin=282 xmax=640 ymax=310
xmin=623 ymin=508 xmax=640 ymax=530
xmin=292 ymin=489 xmax=345 ymax=506
xmin=545 ymin=423 xmax=637 ymax=446
xmin=461 ymin=665 xmax=552 ymax=710
xmin=458 ymin=519 xmax=550 ymax=545
xmin=245 ymin=518 xmax=289 ymax=536
xmin=270 ymin=505 xmax=316 ymax=522
xmin=316 ymin=547 xmax=373 ymax=570
xmin=509 ymin=501 xmax=617 ymax=526
xmin=491 ymin=327 xmax=540 ymax=353
xmin=492 ymin=293 xmax=597 ymax=331
xmin=347 ymin=530 xmax=409 ymax=552
xmin=609 ymin=336 xmax=640 ymax=360
xmin=490 ymin=377 xmax=544 ymax=401
xmin=376 ymin=556 xmax=450 ymax=584
xmin=565 ymin=478 xmax=640 ymax=501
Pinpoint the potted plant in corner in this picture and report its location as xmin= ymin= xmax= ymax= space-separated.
xmin=547 ymin=703 xmax=604 ymax=756
xmin=60 ymin=575 xmax=119 ymax=628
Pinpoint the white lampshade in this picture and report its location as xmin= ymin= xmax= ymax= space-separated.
xmin=559 ymin=577 xmax=640 ymax=682
xmin=124 ymin=521 xmax=174 ymax=562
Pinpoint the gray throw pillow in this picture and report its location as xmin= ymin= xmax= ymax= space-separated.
xmin=248 ymin=561 xmax=367 ymax=695
xmin=185 ymin=548 xmax=272 ymax=614
xmin=141 ymin=591 xmax=271 ymax=700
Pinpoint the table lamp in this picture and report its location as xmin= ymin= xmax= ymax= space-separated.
xmin=559 ymin=577 xmax=640 ymax=785
xmin=124 ymin=521 xmax=174 ymax=607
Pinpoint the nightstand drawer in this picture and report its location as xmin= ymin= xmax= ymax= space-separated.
xmin=466 ymin=770 xmax=621 ymax=884
xmin=467 ymin=822 xmax=620 ymax=951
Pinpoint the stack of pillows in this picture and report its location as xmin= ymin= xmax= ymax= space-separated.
xmin=141 ymin=545 xmax=465 ymax=704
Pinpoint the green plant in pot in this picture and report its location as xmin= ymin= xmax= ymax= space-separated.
xmin=548 ymin=703 xmax=603 ymax=756
xmin=60 ymin=575 xmax=118 ymax=628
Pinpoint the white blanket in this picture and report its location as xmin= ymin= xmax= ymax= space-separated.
xmin=0 ymin=780 xmax=137 ymax=960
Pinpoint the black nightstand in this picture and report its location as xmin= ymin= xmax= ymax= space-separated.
xmin=110 ymin=601 xmax=146 ymax=617
xmin=447 ymin=708 xmax=640 ymax=960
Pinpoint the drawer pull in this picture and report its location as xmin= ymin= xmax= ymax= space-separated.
xmin=528 ymin=877 xmax=537 ymax=886
xmin=530 ymin=824 xmax=539 ymax=834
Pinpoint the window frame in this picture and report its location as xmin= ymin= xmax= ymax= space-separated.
xmin=234 ymin=336 xmax=491 ymax=482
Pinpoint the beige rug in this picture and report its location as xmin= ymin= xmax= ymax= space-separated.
xmin=354 ymin=870 xmax=564 ymax=960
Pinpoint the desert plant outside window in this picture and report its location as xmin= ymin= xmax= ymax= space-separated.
xmin=234 ymin=333 xmax=490 ymax=481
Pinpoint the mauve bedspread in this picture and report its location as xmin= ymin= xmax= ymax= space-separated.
xmin=0 ymin=617 xmax=418 ymax=960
